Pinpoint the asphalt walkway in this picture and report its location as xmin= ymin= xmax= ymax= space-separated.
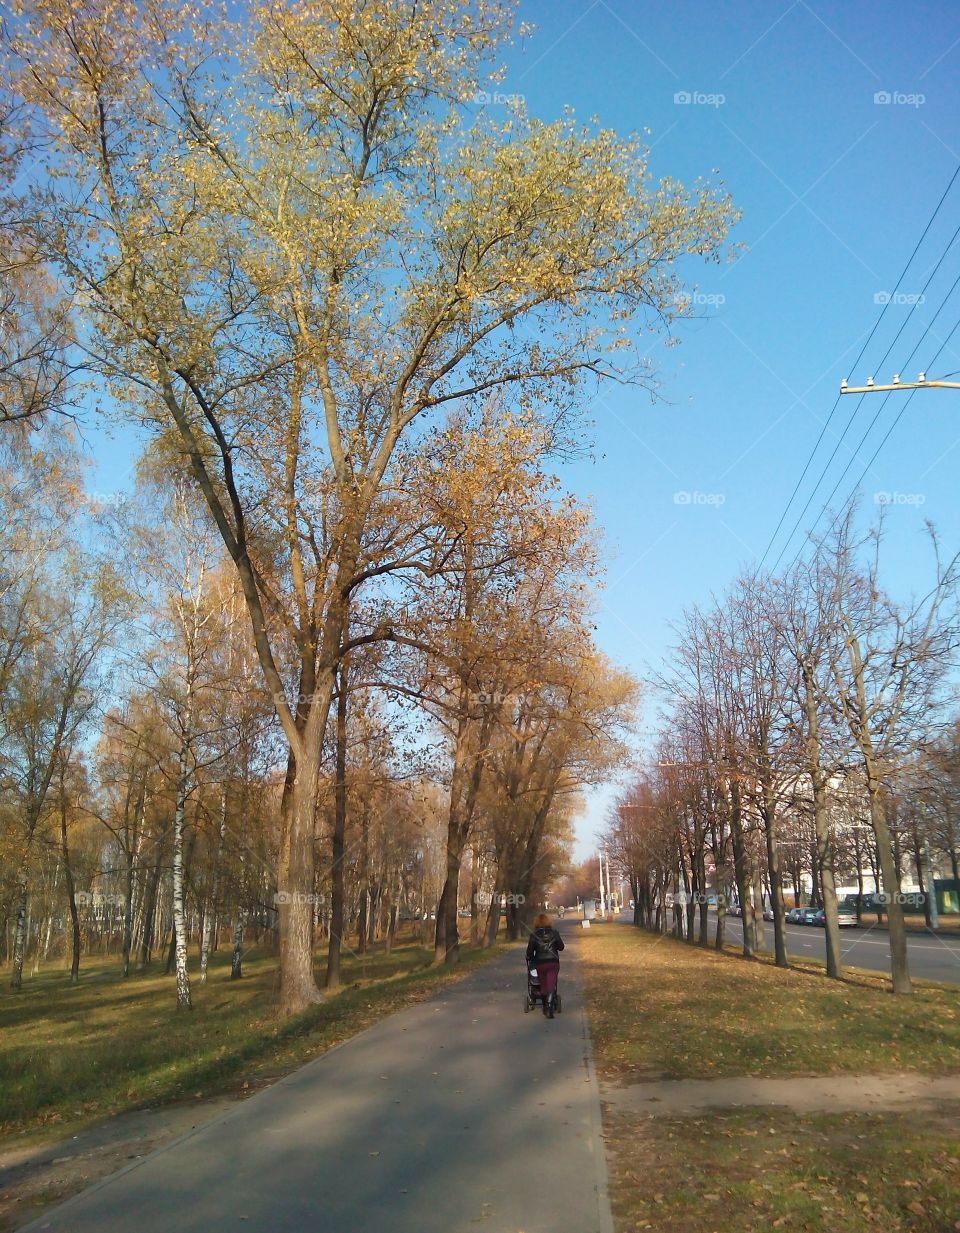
xmin=24 ymin=931 xmax=611 ymax=1233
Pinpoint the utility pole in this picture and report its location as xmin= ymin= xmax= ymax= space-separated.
xmin=840 ymin=371 xmax=960 ymax=394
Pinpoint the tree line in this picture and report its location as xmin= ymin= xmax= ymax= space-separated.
xmin=0 ymin=411 xmax=638 ymax=1009
xmin=0 ymin=0 xmax=737 ymax=1012
xmin=607 ymin=512 xmax=959 ymax=995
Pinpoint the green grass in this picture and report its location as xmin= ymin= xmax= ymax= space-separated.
xmin=0 ymin=934 xmax=501 ymax=1144
xmin=604 ymin=1106 xmax=960 ymax=1233
xmin=580 ymin=925 xmax=960 ymax=1080
xmin=581 ymin=925 xmax=960 ymax=1233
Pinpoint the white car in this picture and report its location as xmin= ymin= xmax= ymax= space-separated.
xmin=821 ymin=905 xmax=858 ymax=928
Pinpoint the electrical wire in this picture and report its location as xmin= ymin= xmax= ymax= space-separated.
xmin=784 ymin=311 xmax=960 ymax=573
xmin=771 ymin=263 xmax=960 ymax=572
xmin=758 ymin=161 xmax=960 ymax=569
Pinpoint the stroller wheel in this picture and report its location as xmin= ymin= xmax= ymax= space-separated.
xmin=523 ymin=995 xmax=531 ymax=1013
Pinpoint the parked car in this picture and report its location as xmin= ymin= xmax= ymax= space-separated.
xmin=787 ymin=906 xmax=820 ymax=925
xmin=727 ymin=903 xmax=742 ymax=917
xmin=814 ymin=906 xmax=858 ymax=928
xmin=762 ymin=906 xmax=775 ymax=922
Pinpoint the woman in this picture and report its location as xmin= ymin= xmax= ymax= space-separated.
xmin=526 ymin=912 xmax=564 ymax=1018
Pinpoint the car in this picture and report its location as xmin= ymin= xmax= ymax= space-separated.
xmin=787 ymin=906 xmax=820 ymax=925
xmin=762 ymin=906 xmax=775 ymax=922
xmin=814 ymin=906 xmax=858 ymax=928
xmin=726 ymin=903 xmax=742 ymax=917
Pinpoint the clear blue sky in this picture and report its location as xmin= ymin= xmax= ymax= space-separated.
xmin=490 ymin=0 xmax=960 ymax=859
xmin=82 ymin=1 xmax=960 ymax=863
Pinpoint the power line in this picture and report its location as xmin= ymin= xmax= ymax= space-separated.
xmin=758 ymin=161 xmax=960 ymax=569
xmin=768 ymin=210 xmax=960 ymax=572
xmin=793 ymin=268 xmax=960 ymax=542
xmin=784 ymin=311 xmax=960 ymax=573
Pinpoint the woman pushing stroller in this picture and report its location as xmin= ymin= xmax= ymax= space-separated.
xmin=526 ymin=913 xmax=564 ymax=1018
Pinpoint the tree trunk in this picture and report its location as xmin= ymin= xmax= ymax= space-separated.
xmin=139 ymin=835 xmax=165 ymax=969
xmin=714 ymin=899 xmax=726 ymax=950
xmin=868 ymin=775 xmax=912 ymax=994
xmin=277 ymin=695 xmax=328 ymax=1013
xmin=469 ymin=849 xmax=481 ymax=947
xmin=696 ymin=853 xmax=709 ymax=946
xmin=435 ymin=828 xmax=467 ymax=961
xmin=325 ymin=667 xmax=348 ymax=989
xmin=435 ymin=710 xmax=489 ymax=965
xmin=231 ymin=909 xmax=244 ymax=980
xmin=912 ymin=830 xmax=931 ymax=929
xmin=728 ymin=780 xmax=756 ymax=957
xmin=483 ymin=875 xmax=504 ymax=947
xmin=357 ymin=805 xmax=370 ymax=955
xmin=813 ymin=785 xmax=842 ymax=980
xmin=172 ymin=736 xmax=193 ymax=1011
xmin=59 ymin=777 xmax=82 ymax=983
xmin=9 ymin=797 xmax=44 ymax=990
xmin=855 ymin=845 xmax=865 ymax=923
xmin=9 ymin=874 xmax=29 ymax=989
xmin=200 ymin=784 xmax=227 ymax=984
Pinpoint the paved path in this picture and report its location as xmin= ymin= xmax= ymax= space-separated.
xmin=23 ymin=932 xmax=611 ymax=1233
xmin=602 ymin=1072 xmax=960 ymax=1116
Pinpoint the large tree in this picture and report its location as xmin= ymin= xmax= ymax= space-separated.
xmin=5 ymin=0 xmax=737 ymax=1011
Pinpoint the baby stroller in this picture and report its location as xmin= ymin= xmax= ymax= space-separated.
xmin=523 ymin=961 xmax=562 ymax=1014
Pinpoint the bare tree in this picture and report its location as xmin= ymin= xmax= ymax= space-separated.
xmin=813 ymin=512 xmax=959 ymax=994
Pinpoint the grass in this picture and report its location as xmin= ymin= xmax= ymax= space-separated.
xmin=0 ymin=932 xmax=501 ymax=1146
xmin=580 ymin=924 xmax=960 ymax=1080
xmin=603 ymin=1105 xmax=960 ymax=1233
xmin=581 ymin=924 xmax=960 ymax=1233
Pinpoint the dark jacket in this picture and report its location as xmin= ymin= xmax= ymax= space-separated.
xmin=526 ymin=926 xmax=564 ymax=966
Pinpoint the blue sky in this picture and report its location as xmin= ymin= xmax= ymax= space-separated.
xmin=488 ymin=0 xmax=960 ymax=858
xmin=81 ymin=1 xmax=960 ymax=862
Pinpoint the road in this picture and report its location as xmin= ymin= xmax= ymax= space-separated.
xmin=724 ymin=916 xmax=960 ymax=983
xmin=22 ymin=933 xmax=612 ymax=1233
